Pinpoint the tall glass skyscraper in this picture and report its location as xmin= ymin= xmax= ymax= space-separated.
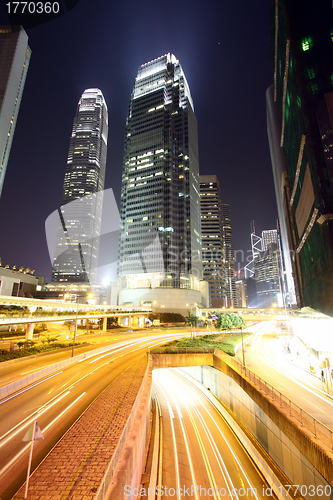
xmin=0 ymin=26 xmax=31 ymax=197
xmin=221 ymin=204 xmax=236 ymax=307
xmin=51 ymin=88 xmax=108 ymax=285
xmin=117 ymin=54 xmax=203 ymax=311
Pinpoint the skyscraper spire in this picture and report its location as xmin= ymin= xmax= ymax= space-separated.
xmin=51 ymin=88 xmax=108 ymax=284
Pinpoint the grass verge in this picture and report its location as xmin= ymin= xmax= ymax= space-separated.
xmin=0 ymin=342 xmax=87 ymax=363
xmin=151 ymin=331 xmax=250 ymax=356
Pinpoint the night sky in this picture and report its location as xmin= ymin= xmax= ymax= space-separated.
xmin=0 ymin=0 xmax=276 ymax=282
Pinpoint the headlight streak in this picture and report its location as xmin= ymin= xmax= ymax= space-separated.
xmin=79 ymin=332 xmax=189 ymax=364
xmin=173 ymin=369 xmax=261 ymax=500
xmin=255 ymin=329 xmax=333 ymax=408
xmin=0 ymin=371 xmax=63 ymax=406
xmin=185 ymin=386 xmax=260 ymax=500
xmin=0 ymin=391 xmax=70 ymax=447
xmin=152 ymin=377 xmax=181 ymax=500
xmin=0 ymin=392 xmax=86 ymax=479
xmin=154 ymin=371 xmax=222 ymax=500
xmin=153 ymin=374 xmax=200 ymax=500
xmin=85 ymin=334 xmax=184 ymax=363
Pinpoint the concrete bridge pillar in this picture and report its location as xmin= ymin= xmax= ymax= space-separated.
xmin=103 ymin=317 xmax=107 ymax=332
xmin=25 ymin=323 xmax=34 ymax=341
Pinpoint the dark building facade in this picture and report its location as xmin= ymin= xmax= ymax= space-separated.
xmin=51 ymin=89 xmax=108 ymax=285
xmin=117 ymin=54 xmax=203 ymax=310
xmin=255 ymin=230 xmax=282 ymax=308
xmin=268 ymin=0 xmax=333 ymax=314
xmin=0 ymin=26 xmax=31 ymax=197
xmin=200 ymin=175 xmax=225 ymax=308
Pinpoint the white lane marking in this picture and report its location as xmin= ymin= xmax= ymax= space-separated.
xmin=0 ymin=391 xmax=71 ymax=447
xmin=0 ymin=392 xmax=86 ymax=478
xmin=258 ymin=334 xmax=333 ymax=409
xmin=0 ymin=371 xmax=63 ymax=405
xmin=301 ymin=397 xmax=326 ymax=413
xmin=153 ymin=377 xmax=180 ymax=499
xmin=277 ymin=380 xmax=289 ymax=389
xmin=180 ymin=377 xmax=260 ymax=500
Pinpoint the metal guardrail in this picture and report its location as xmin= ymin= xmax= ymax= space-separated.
xmin=215 ymin=349 xmax=333 ymax=450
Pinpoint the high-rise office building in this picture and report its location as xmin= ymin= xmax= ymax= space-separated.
xmin=268 ymin=0 xmax=333 ymax=314
xmin=0 ymin=26 xmax=31 ymax=197
xmin=200 ymin=175 xmax=225 ymax=308
xmin=255 ymin=229 xmax=282 ymax=308
xmin=117 ymin=54 xmax=204 ymax=312
xmin=51 ymin=88 xmax=108 ymax=285
xmin=235 ymin=269 xmax=248 ymax=308
xmin=221 ymin=204 xmax=236 ymax=307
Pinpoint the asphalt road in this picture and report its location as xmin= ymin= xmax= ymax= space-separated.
xmin=153 ymin=368 xmax=269 ymax=500
xmin=0 ymin=328 xmax=191 ymax=389
xmin=0 ymin=331 xmax=189 ymax=500
xmin=236 ymin=322 xmax=333 ymax=432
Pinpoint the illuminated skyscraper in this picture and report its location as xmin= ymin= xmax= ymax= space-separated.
xmin=221 ymin=204 xmax=236 ymax=307
xmin=51 ymin=89 xmax=108 ymax=284
xmin=255 ymin=229 xmax=282 ymax=308
xmin=200 ymin=175 xmax=225 ymax=307
xmin=0 ymin=26 xmax=31 ymax=197
xmin=117 ymin=54 xmax=203 ymax=311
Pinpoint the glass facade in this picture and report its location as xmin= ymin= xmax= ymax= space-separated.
xmin=118 ymin=54 xmax=202 ymax=295
xmin=0 ymin=26 xmax=31 ymax=197
xmin=200 ymin=175 xmax=225 ymax=307
xmin=255 ymin=230 xmax=281 ymax=308
xmin=221 ymin=204 xmax=236 ymax=306
xmin=271 ymin=0 xmax=333 ymax=313
xmin=51 ymin=89 xmax=108 ymax=284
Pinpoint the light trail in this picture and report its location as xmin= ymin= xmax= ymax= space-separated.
xmin=0 ymin=391 xmax=70 ymax=447
xmin=0 ymin=371 xmax=63 ymax=405
xmin=186 ymin=384 xmax=261 ymax=500
xmin=153 ymin=372 xmax=200 ymax=500
xmin=256 ymin=329 xmax=333 ymax=408
xmin=0 ymin=392 xmax=86 ymax=478
xmin=153 ymin=377 xmax=181 ymax=500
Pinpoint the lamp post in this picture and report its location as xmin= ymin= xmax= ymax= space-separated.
xmin=71 ymin=295 xmax=79 ymax=358
xmin=241 ymin=327 xmax=245 ymax=366
xmin=190 ymin=303 xmax=197 ymax=338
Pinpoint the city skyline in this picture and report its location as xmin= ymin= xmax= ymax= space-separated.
xmin=0 ymin=0 xmax=277 ymax=281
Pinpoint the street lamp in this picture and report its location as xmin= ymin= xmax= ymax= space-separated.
xmin=190 ymin=303 xmax=198 ymax=338
xmin=71 ymin=295 xmax=79 ymax=358
xmin=241 ymin=327 xmax=245 ymax=366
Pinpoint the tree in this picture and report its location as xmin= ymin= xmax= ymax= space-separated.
xmin=215 ymin=313 xmax=234 ymax=332
xmin=185 ymin=311 xmax=199 ymax=337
